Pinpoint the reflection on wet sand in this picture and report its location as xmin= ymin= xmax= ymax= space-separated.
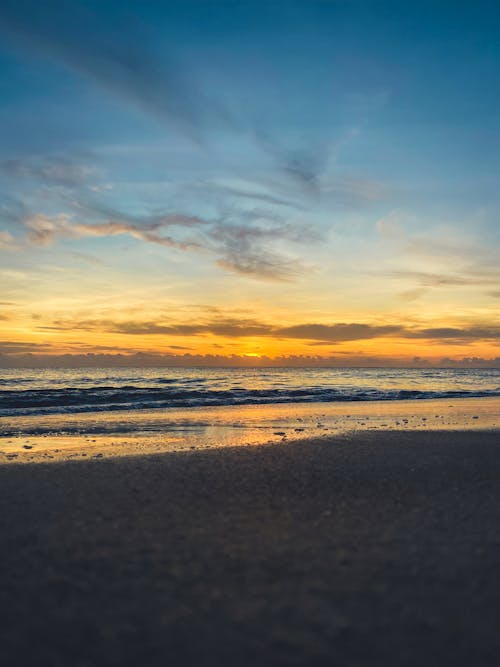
xmin=1 ymin=396 xmax=499 ymax=464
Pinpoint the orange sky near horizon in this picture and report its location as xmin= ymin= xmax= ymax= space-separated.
xmin=1 ymin=269 xmax=499 ymax=365
xmin=1 ymin=2 xmax=500 ymax=368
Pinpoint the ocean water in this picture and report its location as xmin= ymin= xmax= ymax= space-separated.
xmin=0 ymin=367 xmax=499 ymax=418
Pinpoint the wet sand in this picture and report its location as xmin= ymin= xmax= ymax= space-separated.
xmin=1 ymin=427 xmax=500 ymax=666
xmin=1 ymin=396 xmax=499 ymax=463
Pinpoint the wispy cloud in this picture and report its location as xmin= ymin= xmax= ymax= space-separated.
xmin=0 ymin=0 xmax=221 ymax=141
xmin=215 ymin=253 xmax=302 ymax=283
xmin=407 ymin=327 xmax=500 ymax=341
xmin=13 ymin=208 xmax=312 ymax=282
xmin=207 ymin=221 xmax=312 ymax=282
xmin=23 ymin=213 xmax=203 ymax=251
xmin=275 ymin=323 xmax=404 ymax=341
xmin=40 ymin=317 xmax=275 ymax=338
xmin=37 ymin=316 xmax=500 ymax=345
xmin=0 ymin=341 xmax=54 ymax=354
xmin=0 ymin=0 xmax=377 ymax=199
xmin=386 ymin=270 xmax=500 ymax=288
xmin=375 ymin=209 xmax=500 ymax=296
xmin=0 ymin=230 xmax=17 ymax=250
xmin=396 ymin=287 xmax=428 ymax=302
xmin=0 ymin=155 xmax=98 ymax=187
xmin=186 ymin=180 xmax=306 ymax=212
xmin=256 ymin=131 xmax=330 ymax=192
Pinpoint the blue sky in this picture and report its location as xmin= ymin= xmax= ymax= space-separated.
xmin=0 ymin=0 xmax=499 ymax=365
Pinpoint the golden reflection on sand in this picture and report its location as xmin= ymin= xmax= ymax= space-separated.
xmin=1 ymin=397 xmax=499 ymax=464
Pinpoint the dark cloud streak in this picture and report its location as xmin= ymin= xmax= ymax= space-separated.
xmin=0 ymin=0 xmax=219 ymax=141
xmin=37 ymin=317 xmax=500 ymax=345
xmin=276 ymin=323 xmax=403 ymax=342
xmin=385 ymin=269 xmax=500 ymax=288
xmin=0 ymin=155 xmax=97 ymax=187
xmin=14 ymin=203 xmax=313 ymax=281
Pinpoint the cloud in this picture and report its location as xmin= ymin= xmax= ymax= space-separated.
xmin=39 ymin=317 xmax=406 ymax=343
xmin=374 ymin=210 xmax=500 ymax=295
xmin=216 ymin=253 xmax=301 ymax=282
xmin=40 ymin=317 xmax=273 ymax=338
xmin=0 ymin=196 xmax=29 ymax=228
xmin=374 ymin=211 xmax=482 ymax=261
xmin=397 ymin=287 xmax=428 ymax=302
xmin=408 ymin=327 xmax=500 ymax=341
xmin=15 ymin=206 xmax=313 ymax=281
xmin=0 ymin=0 xmax=222 ymax=141
xmin=0 ymin=341 xmax=54 ymax=354
xmin=23 ymin=213 xmax=204 ymax=251
xmin=67 ymin=251 xmax=107 ymax=267
xmin=188 ymin=181 xmax=306 ymax=211
xmin=0 ymin=0 xmax=395 ymax=217
xmin=0 ymin=155 xmax=98 ymax=187
xmin=322 ymin=176 xmax=386 ymax=207
xmin=1 ymin=348 xmax=500 ymax=369
xmin=275 ymin=323 xmax=404 ymax=341
xmin=0 ymin=231 xmax=17 ymax=250
xmin=375 ymin=210 xmax=500 ymax=294
xmin=386 ymin=270 xmax=500 ymax=288
xmin=255 ymin=130 xmax=330 ymax=192
xmin=208 ymin=221 xmax=312 ymax=282
xmin=35 ymin=315 xmax=500 ymax=347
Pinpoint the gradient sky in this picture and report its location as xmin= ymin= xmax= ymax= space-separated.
xmin=0 ymin=0 xmax=499 ymax=367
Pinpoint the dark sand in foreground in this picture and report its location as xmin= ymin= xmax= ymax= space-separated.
xmin=2 ymin=429 xmax=500 ymax=666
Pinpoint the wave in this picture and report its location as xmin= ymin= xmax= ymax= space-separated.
xmin=1 ymin=385 xmax=499 ymax=417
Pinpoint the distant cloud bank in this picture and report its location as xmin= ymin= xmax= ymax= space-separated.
xmin=1 ymin=351 xmax=499 ymax=369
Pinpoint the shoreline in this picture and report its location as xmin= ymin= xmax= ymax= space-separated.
xmin=2 ymin=427 xmax=500 ymax=666
xmin=1 ymin=395 xmax=499 ymax=464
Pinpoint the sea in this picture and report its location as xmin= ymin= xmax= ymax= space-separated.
xmin=1 ymin=367 xmax=499 ymax=418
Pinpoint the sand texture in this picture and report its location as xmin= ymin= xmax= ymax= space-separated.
xmin=1 ymin=429 xmax=500 ymax=666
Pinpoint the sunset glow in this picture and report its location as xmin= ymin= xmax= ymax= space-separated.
xmin=0 ymin=2 xmax=499 ymax=367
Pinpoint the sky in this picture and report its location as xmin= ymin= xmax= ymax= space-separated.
xmin=0 ymin=0 xmax=499 ymax=367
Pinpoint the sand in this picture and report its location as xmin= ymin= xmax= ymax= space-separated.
xmin=1 ymin=427 xmax=500 ymax=666
xmin=1 ymin=396 xmax=499 ymax=463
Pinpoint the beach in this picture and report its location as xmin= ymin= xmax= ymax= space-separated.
xmin=1 ymin=404 xmax=500 ymax=666
xmin=1 ymin=396 xmax=499 ymax=463
xmin=3 ymin=0 xmax=500 ymax=663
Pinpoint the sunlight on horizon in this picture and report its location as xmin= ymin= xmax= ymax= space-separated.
xmin=0 ymin=1 xmax=499 ymax=368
